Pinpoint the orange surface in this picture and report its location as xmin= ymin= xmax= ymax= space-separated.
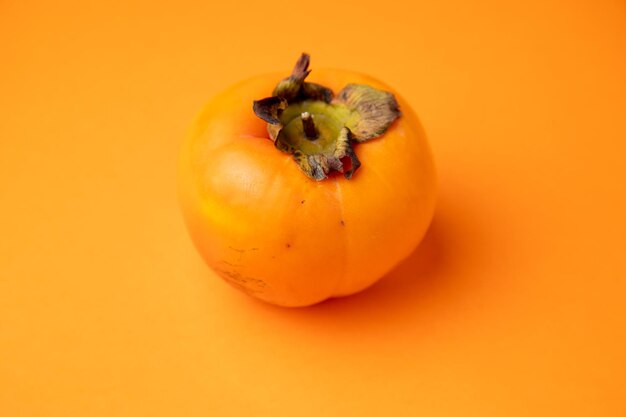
xmin=1 ymin=0 xmax=625 ymax=415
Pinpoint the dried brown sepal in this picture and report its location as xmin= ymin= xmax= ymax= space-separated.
xmin=343 ymin=146 xmax=361 ymax=179
xmin=252 ymin=96 xmax=287 ymax=125
xmin=287 ymin=127 xmax=357 ymax=181
xmin=252 ymin=53 xmax=401 ymax=181
xmin=334 ymin=84 xmax=401 ymax=142
xmin=278 ymin=135 xmax=346 ymax=181
xmin=271 ymin=53 xmax=334 ymax=104
xmin=252 ymin=96 xmax=288 ymax=141
xmin=333 ymin=126 xmax=351 ymax=159
xmin=273 ymin=53 xmax=311 ymax=101
xmin=335 ymin=127 xmax=361 ymax=179
xmin=291 ymin=53 xmax=311 ymax=79
xmin=292 ymin=151 xmax=323 ymax=181
xmin=301 ymin=82 xmax=334 ymax=103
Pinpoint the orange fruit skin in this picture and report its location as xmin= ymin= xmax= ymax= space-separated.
xmin=178 ymin=69 xmax=437 ymax=307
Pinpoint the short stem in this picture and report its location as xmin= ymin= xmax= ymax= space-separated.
xmin=301 ymin=112 xmax=318 ymax=140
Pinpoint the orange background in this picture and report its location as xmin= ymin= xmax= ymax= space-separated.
xmin=1 ymin=0 xmax=625 ymax=415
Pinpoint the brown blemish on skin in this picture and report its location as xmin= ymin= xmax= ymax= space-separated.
xmin=214 ymin=268 xmax=267 ymax=295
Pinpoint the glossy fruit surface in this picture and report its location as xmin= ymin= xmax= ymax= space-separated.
xmin=178 ymin=68 xmax=437 ymax=306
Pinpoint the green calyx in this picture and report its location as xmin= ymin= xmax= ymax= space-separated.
xmin=253 ymin=53 xmax=401 ymax=181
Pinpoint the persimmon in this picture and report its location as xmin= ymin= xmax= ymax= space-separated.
xmin=178 ymin=54 xmax=437 ymax=307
